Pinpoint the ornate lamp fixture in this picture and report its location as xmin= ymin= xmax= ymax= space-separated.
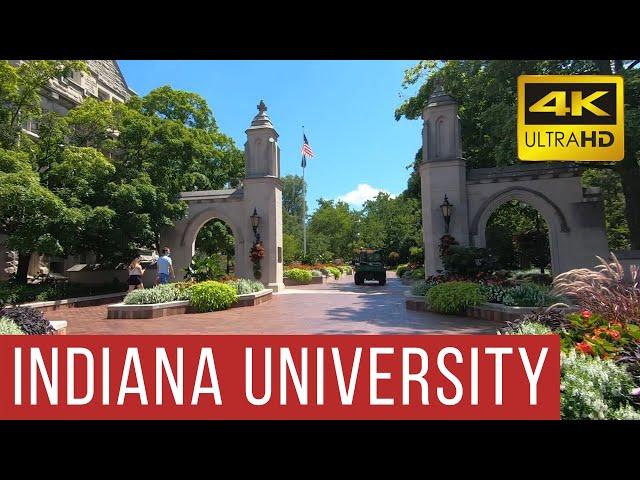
xmin=250 ymin=208 xmax=261 ymax=242
xmin=440 ymin=195 xmax=453 ymax=234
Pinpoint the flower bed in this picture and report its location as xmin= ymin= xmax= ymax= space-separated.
xmin=108 ymin=278 xmax=272 ymax=319
xmin=107 ymin=289 xmax=272 ymax=319
xmin=0 ymin=307 xmax=60 ymax=335
xmin=0 ymin=281 xmax=126 ymax=307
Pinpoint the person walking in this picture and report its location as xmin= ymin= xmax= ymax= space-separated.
xmin=156 ymin=247 xmax=175 ymax=285
xmin=127 ymin=256 xmax=145 ymax=291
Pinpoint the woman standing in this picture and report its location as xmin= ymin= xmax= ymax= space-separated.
xmin=128 ymin=256 xmax=145 ymax=291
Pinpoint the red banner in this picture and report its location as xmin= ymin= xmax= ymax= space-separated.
xmin=0 ymin=335 xmax=560 ymax=420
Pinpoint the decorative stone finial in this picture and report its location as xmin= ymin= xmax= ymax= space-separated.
xmin=251 ymin=99 xmax=273 ymax=127
xmin=426 ymin=76 xmax=455 ymax=105
xmin=432 ymin=77 xmax=445 ymax=96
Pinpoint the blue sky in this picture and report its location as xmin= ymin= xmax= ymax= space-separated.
xmin=118 ymin=60 xmax=422 ymax=212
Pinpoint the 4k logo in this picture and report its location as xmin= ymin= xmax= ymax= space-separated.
xmin=518 ymin=75 xmax=624 ymax=161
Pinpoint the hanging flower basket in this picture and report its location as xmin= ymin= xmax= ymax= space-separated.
xmin=250 ymin=241 xmax=265 ymax=279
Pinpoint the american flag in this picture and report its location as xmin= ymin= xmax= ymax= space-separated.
xmin=301 ymin=133 xmax=313 ymax=168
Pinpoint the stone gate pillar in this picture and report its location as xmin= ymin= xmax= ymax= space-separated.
xmin=419 ymin=82 xmax=470 ymax=276
xmin=243 ymin=101 xmax=285 ymax=292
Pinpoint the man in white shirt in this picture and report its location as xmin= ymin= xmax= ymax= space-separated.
xmin=156 ymin=247 xmax=175 ymax=284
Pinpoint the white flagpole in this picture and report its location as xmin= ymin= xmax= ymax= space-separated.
xmin=302 ymin=126 xmax=307 ymax=256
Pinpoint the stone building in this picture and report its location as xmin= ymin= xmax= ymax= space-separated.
xmin=1 ymin=60 xmax=136 ymax=280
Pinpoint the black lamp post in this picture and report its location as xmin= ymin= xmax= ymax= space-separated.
xmin=440 ymin=194 xmax=453 ymax=234
xmin=250 ymin=208 xmax=261 ymax=242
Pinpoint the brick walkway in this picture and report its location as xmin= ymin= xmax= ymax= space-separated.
xmin=45 ymin=273 xmax=500 ymax=335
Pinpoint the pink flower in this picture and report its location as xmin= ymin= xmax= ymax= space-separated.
xmin=581 ymin=310 xmax=592 ymax=320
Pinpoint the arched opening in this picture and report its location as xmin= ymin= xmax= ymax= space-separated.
xmin=485 ymin=200 xmax=552 ymax=281
xmin=188 ymin=218 xmax=236 ymax=281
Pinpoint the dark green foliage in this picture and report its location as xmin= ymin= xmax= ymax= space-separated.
xmin=0 ymin=281 xmax=126 ymax=307
xmin=486 ymin=200 xmax=550 ymax=272
xmin=478 ymin=283 xmax=508 ymax=304
xmin=184 ymin=254 xmax=226 ymax=282
xmin=396 ymin=60 xmax=640 ymax=249
xmin=501 ymin=283 xmax=560 ymax=307
xmin=0 ymin=306 xmax=53 ymax=335
xmin=441 ymin=245 xmax=493 ymax=277
xmin=395 ymin=264 xmax=409 ymax=278
xmin=410 ymin=267 xmax=425 ymax=280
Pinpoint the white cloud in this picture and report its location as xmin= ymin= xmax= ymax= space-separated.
xmin=337 ymin=184 xmax=396 ymax=207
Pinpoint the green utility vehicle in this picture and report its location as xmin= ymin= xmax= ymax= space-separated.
xmin=353 ymin=249 xmax=386 ymax=286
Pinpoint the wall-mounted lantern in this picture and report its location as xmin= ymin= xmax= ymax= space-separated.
xmin=250 ymin=208 xmax=261 ymax=242
xmin=440 ymin=194 xmax=453 ymax=234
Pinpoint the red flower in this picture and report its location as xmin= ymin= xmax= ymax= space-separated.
xmin=576 ymin=341 xmax=594 ymax=355
xmin=580 ymin=310 xmax=592 ymax=319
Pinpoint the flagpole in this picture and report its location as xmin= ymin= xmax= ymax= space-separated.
xmin=302 ymin=126 xmax=307 ymax=257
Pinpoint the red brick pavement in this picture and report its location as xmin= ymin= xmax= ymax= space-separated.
xmin=45 ymin=273 xmax=500 ymax=335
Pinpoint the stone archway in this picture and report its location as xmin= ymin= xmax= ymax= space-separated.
xmin=159 ymin=101 xmax=285 ymax=292
xmin=469 ymin=187 xmax=565 ymax=274
xmin=418 ymin=84 xmax=609 ymax=277
xmin=181 ymin=205 xmax=247 ymax=277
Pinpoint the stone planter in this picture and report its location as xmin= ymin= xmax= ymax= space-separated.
xmin=50 ymin=320 xmax=67 ymax=335
xmin=284 ymin=276 xmax=327 ymax=286
xmin=107 ymin=289 xmax=273 ymax=319
xmin=466 ymin=303 xmax=541 ymax=323
xmin=16 ymin=292 xmax=126 ymax=313
xmin=405 ymin=294 xmax=544 ymax=323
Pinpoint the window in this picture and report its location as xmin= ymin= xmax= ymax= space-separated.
xmin=21 ymin=118 xmax=39 ymax=135
xmin=98 ymin=89 xmax=111 ymax=102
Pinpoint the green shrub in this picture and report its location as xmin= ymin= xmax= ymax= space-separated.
xmin=396 ymin=264 xmax=409 ymax=278
xmin=478 ymin=283 xmax=508 ymax=304
xmin=310 ymin=270 xmax=323 ymax=277
xmin=560 ymin=350 xmax=640 ymax=420
xmin=184 ymin=254 xmax=225 ymax=282
xmin=442 ymin=245 xmax=493 ymax=276
xmin=189 ymin=281 xmax=238 ymax=313
xmin=411 ymin=267 xmax=425 ymax=280
xmin=426 ymin=281 xmax=486 ymax=315
xmin=226 ymin=278 xmax=264 ymax=295
xmin=173 ymin=282 xmax=195 ymax=301
xmin=502 ymin=283 xmax=559 ymax=307
xmin=409 ymin=246 xmax=424 ymax=264
xmin=0 ymin=281 xmax=126 ymax=307
xmin=0 ymin=316 xmax=25 ymax=335
xmin=411 ymin=280 xmax=431 ymax=297
xmin=123 ymin=284 xmax=187 ymax=305
xmin=338 ymin=265 xmax=352 ymax=275
xmin=285 ymin=268 xmax=313 ymax=284
xmin=326 ymin=267 xmax=341 ymax=279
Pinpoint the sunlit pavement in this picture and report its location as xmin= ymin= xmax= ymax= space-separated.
xmin=45 ymin=272 xmax=500 ymax=335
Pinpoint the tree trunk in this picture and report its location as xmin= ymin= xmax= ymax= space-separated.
xmin=16 ymin=252 xmax=31 ymax=284
xmin=618 ymin=166 xmax=640 ymax=250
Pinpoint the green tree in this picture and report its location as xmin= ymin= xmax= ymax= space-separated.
xmin=0 ymin=149 xmax=67 ymax=282
xmin=281 ymin=174 xmax=306 ymax=262
xmin=396 ymin=60 xmax=640 ymax=249
xmin=486 ymin=200 xmax=550 ymax=272
xmin=195 ymin=220 xmax=235 ymax=273
xmin=1 ymin=62 xmax=246 ymax=274
xmin=307 ymin=199 xmax=359 ymax=261
xmin=0 ymin=60 xmax=86 ymax=149
xmin=359 ymin=192 xmax=422 ymax=262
